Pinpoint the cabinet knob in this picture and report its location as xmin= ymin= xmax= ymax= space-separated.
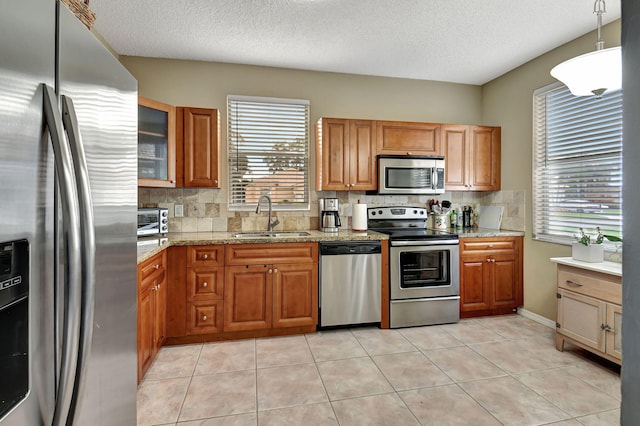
xmin=274 ymin=268 xmax=278 ymax=273
xmin=214 ymin=179 xmax=218 ymax=184
xmin=202 ymin=315 xmax=208 ymax=321
xmin=346 ymin=184 xmax=350 ymax=188
xmin=486 ymin=258 xmax=491 ymax=263
xmin=170 ymin=180 xmax=175 ymax=184
xmin=154 ymin=264 xmax=160 ymax=270
xmin=407 ymin=152 xmax=412 ymax=156
xmin=268 ymin=269 xmax=273 ymax=274
xmin=488 ymin=244 xmax=494 ymax=248
xmin=152 ymin=285 xmax=157 ymax=291
xmin=202 ymin=281 xmax=208 ymax=287
xmin=202 ymin=254 xmax=209 ymax=259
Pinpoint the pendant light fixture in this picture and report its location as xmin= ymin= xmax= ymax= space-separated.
xmin=550 ymin=0 xmax=621 ymax=98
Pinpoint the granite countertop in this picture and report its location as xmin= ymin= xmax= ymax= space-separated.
xmin=137 ymin=227 xmax=525 ymax=264
xmin=550 ymin=257 xmax=622 ymax=277
xmin=137 ymin=229 xmax=388 ymax=264
xmin=456 ymin=227 xmax=525 ymax=238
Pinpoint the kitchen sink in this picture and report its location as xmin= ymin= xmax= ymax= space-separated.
xmin=231 ymin=231 xmax=311 ymax=238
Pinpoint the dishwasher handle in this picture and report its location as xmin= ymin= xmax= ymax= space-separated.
xmin=319 ymin=241 xmax=382 ymax=256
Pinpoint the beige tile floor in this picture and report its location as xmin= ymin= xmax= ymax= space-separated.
xmin=137 ymin=315 xmax=621 ymax=426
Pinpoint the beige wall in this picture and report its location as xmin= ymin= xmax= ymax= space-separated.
xmin=481 ymin=21 xmax=621 ymax=319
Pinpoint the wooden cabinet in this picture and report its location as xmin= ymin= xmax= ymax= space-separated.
xmin=459 ymin=237 xmax=523 ymax=317
xmin=555 ymin=263 xmax=622 ymax=364
xmin=224 ymin=242 xmax=318 ymax=332
xmin=138 ymin=97 xmax=176 ymax=188
xmin=186 ymin=245 xmax=225 ymax=335
xmin=137 ymin=250 xmax=167 ymax=382
xmin=442 ymin=125 xmax=501 ymax=191
xmin=316 ymin=118 xmax=376 ymax=191
xmin=177 ymin=107 xmax=220 ymax=188
xmin=376 ymin=120 xmax=441 ymax=156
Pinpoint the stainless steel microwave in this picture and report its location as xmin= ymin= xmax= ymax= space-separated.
xmin=137 ymin=208 xmax=169 ymax=236
xmin=377 ymin=155 xmax=445 ymax=195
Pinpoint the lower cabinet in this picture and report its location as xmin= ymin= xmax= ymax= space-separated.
xmin=459 ymin=236 xmax=523 ymax=317
xmin=137 ymin=250 xmax=167 ymax=383
xmin=163 ymin=242 xmax=319 ymax=345
xmin=555 ymin=263 xmax=622 ymax=364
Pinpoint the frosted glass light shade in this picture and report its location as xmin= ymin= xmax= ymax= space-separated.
xmin=550 ymin=46 xmax=622 ymax=97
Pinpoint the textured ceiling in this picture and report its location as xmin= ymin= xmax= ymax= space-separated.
xmin=90 ymin=0 xmax=621 ymax=85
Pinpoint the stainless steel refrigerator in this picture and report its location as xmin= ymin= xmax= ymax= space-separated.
xmin=0 ymin=1 xmax=138 ymax=424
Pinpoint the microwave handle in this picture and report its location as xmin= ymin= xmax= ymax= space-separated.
xmin=432 ymin=169 xmax=438 ymax=190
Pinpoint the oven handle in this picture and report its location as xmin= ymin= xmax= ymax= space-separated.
xmin=390 ymin=239 xmax=459 ymax=247
xmin=391 ymin=296 xmax=460 ymax=303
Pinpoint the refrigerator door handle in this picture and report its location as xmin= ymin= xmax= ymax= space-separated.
xmin=61 ymin=95 xmax=96 ymax=423
xmin=42 ymin=84 xmax=82 ymax=426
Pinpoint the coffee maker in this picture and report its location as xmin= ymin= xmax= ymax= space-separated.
xmin=319 ymin=198 xmax=341 ymax=233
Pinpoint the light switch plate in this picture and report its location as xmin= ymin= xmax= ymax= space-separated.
xmin=175 ymin=204 xmax=184 ymax=218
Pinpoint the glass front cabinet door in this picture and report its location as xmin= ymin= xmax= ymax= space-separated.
xmin=138 ymin=97 xmax=176 ymax=187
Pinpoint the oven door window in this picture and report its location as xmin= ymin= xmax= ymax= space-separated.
xmin=399 ymin=250 xmax=449 ymax=288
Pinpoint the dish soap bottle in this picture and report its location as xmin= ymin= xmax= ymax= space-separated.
xmin=450 ymin=209 xmax=457 ymax=228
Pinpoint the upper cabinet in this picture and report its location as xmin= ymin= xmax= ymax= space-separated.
xmin=138 ymin=97 xmax=176 ymax=188
xmin=376 ymin=121 xmax=441 ymax=156
xmin=177 ymin=107 xmax=220 ymax=188
xmin=442 ymin=125 xmax=501 ymax=191
xmin=316 ymin=118 xmax=377 ymax=191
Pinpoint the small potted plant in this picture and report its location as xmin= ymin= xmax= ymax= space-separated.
xmin=572 ymin=227 xmax=623 ymax=263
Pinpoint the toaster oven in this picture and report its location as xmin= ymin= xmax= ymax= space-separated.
xmin=137 ymin=208 xmax=169 ymax=236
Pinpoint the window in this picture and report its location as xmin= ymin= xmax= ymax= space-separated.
xmin=533 ymin=83 xmax=623 ymax=244
xmin=227 ymin=95 xmax=310 ymax=211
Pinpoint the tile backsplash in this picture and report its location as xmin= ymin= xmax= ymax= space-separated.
xmin=139 ymin=188 xmax=526 ymax=233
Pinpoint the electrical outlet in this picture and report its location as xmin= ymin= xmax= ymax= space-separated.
xmin=175 ymin=204 xmax=184 ymax=218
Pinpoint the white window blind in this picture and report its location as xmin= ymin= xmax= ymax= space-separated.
xmin=533 ymin=83 xmax=623 ymax=244
xmin=227 ymin=95 xmax=310 ymax=210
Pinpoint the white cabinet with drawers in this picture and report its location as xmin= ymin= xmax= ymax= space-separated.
xmin=551 ymin=257 xmax=622 ymax=364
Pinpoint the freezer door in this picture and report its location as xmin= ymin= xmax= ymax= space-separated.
xmin=0 ymin=0 xmax=56 ymax=425
xmin=57 ymin=4 xmax=138 ymax=425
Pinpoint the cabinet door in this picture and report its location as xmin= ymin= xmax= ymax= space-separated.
xmin=442 ymin=125 xmax=468 ymax=190
xmin=182 ymin=107 xmax=220 ymax=187
xmin=557 ymin=288 xmax=606 ymax=352
xmin=138 ymin=97 xmax=176 ymax=188
xmin=137 ymin=284 xmax=154 ymax=382
xmin=273 ymin=263 xmax=318 ymax=328
xmin=349 ymin=120 xmax=377 ymax=190
xmin=224 ymin=265 xmax=272 ymax=332
xmin=376 ymin=121 xmax=441 ymax=155
xmin=469 ymin=126 xmax=501 ymax=190
xmin=460 ymin=254 xmax=492 ymax=312
xmin=318 ymin=118 xmax=350 ymax=190
xmin=153 ymin=272 xmax=167 ymax=351
xmin=605 ymin=303 xmax=622 ymax=361
xmin=491 ymin=253 xmax=519 ymax=309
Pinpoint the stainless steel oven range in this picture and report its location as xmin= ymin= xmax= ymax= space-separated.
xmin=368 ymin=206 xmax=460 ymax=328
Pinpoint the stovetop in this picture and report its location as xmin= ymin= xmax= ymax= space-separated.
xmin=368 ymin=206 xmax=458 ymax=241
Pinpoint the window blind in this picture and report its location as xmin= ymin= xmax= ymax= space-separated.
xmin=533 ymin=83 xmax=623 ymax=244
xmin=227 ymin=95 xmax=310 ymax=210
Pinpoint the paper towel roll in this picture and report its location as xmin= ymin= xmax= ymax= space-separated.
xmin=352 ymin=203 xmax=367 ymax=231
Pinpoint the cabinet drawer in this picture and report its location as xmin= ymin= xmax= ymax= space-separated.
xmin=187 ymin=267 xmax=224 ymax=300
xmin=188 ymin=245 xmax=224 ymax=267
xmin=558 ymin=265 xmax=621 ymax=304
xmin=460 ymin=238 xmax=516 ymax=253
xmin=187 ymin=300 xmax=224 ymax=335
xmin=225 ymin=243 xmax=318 ymax=265
xmin=139 ymin=251 xmax=166 ymax=282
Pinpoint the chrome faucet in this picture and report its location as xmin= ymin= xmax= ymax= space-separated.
xmin=256 ymin=195 xmax=280 ymax=232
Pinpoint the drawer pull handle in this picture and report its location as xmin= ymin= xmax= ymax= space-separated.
xmin=601 ymin=324 xmax=614 ymax=333
xmin=201 ymin=254 xmax=209 ymax=260
xmin=566 ymin=279 xmax=583 ymax=286
xmin=202 ymin=282 xmax=208 ymax=287
xmin=202 ymin=315 xmax=208 ymax=321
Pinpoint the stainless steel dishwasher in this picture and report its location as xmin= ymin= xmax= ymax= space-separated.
xmin=319 ymin=241 xmax=382 ymax=327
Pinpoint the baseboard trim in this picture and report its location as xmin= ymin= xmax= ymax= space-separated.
xmin=517 ymin=308 xmax=556 ymax=329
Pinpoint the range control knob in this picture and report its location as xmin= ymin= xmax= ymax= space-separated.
xmin=413 ymin=210 xmax=418 ymax=214
xmin=419 ymin=210 xmax=425 ymax=215
xmin=371 ymin=211 xmax=376 ymax=216
xmin=378 ymin=210 xmax=383 ymax=215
